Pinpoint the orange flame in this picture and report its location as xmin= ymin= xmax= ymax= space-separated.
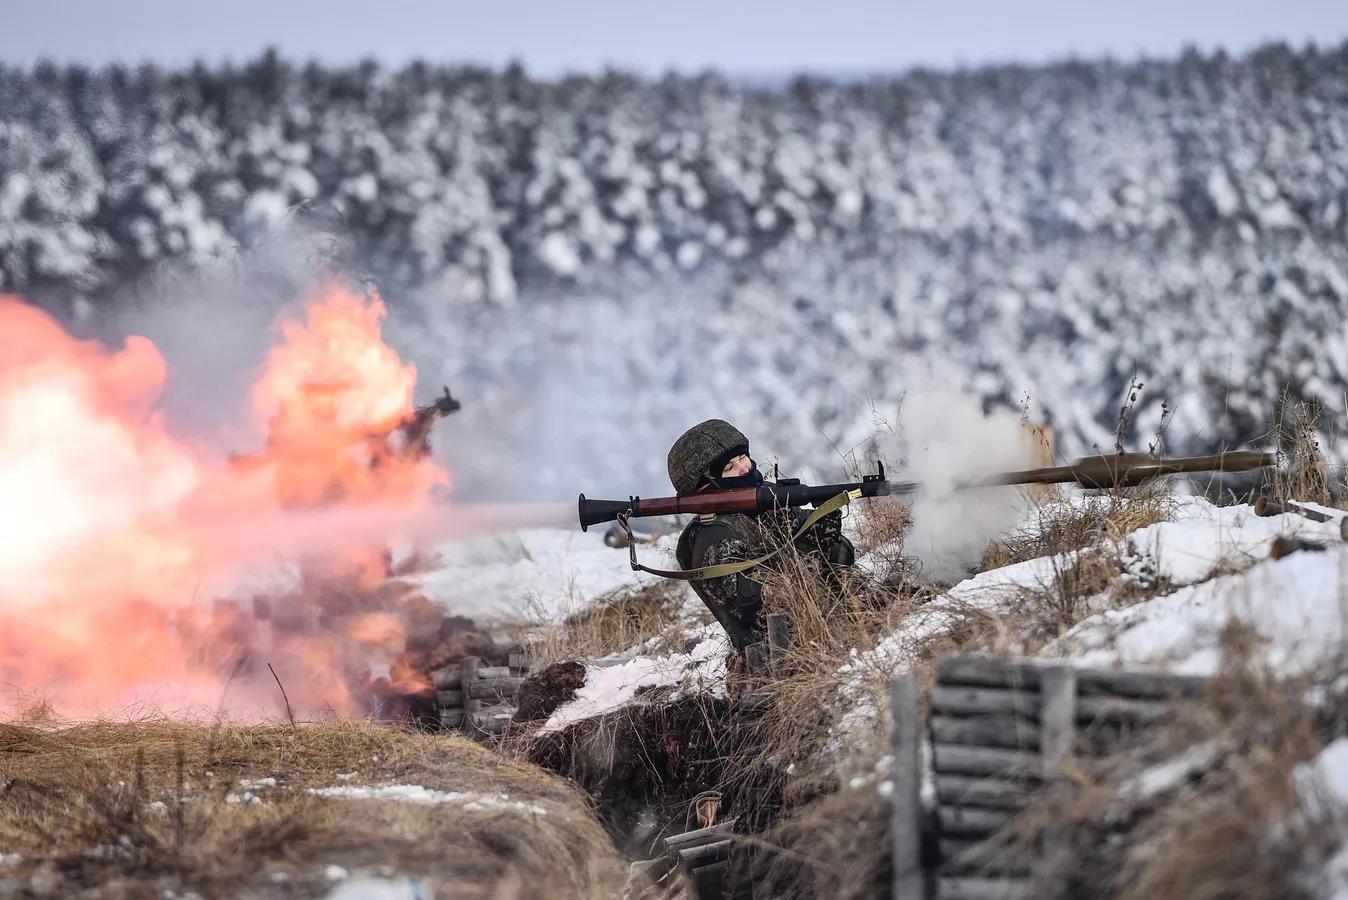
xmin=0 ymin=285 xmax=452 ymax=719
xmin=248 ymin=285 xmax=445 ymax=507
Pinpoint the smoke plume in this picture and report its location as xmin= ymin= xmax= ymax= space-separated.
xmin=878 ymin=377 xmax=1036 ymax=583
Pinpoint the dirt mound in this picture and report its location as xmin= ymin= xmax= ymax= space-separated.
xmin=513 ymin=660 xmax=587 ymax=724
xmin=0 ymin=719 xmax=623 ymax=898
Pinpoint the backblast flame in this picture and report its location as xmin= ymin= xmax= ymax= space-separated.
xmin=0 ymin=284 xmax=451 ymax=719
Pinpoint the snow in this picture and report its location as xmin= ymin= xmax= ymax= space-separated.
xmin=225 ymin=791 xmax=263 ymax=805
xmin=1051 ymin=543 xmax=1346 ymax=677
xmin=831 ymin=497 xmax=1348 ymax=752
xmin=1299 ymin=738 xmax=1348 ymax=819
xmin=1298 ymin=739 xmax=1348 ymax=900
xmin=325 ymin=878 xmax=425 ymax=900
xmin=540 ymin=623 xmax=730 ymax=733
xmin=1118 ymin=742 xmax=1224 ymax=802
xmin=309 ymin=784 xmax=549 ymax=816
xmin=1118 ymin=497 xmax=1345 ymax=586
xmin=831 ymin=548 xmax=1078 ymax=740
xmin=405 ymin=527 xmax=680 ymax=621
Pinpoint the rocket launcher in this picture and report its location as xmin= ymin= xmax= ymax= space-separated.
xmin=577 ymin=450 xmax=1275 ymax=532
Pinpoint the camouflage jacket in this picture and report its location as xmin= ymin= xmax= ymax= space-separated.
xmin=675 ymin=506 xmax=853 ymax=650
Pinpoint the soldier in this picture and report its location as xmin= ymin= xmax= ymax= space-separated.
xmin=669 ymin=419 xmax=855 ymax=650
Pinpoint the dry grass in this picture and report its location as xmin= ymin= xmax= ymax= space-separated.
xmin=516 ymin=580 xmax=698 ymax=668
xmin=1270 ymin=396 xmax=1337 ymax=506
xmin=982 ymin=486 xmax=1174 ymax=571
xmin=851 ymin=495 xmax=913 ymax=559
xmin=0 ymin=718 xmax=623 ymax=898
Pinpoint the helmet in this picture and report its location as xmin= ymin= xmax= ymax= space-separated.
xmin=667 ymin=419 xmax=749 ymax=495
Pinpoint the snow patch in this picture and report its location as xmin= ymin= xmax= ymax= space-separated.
xmin=1050 ymin=546 xmax=1346 ymax=677
xmin=540 ymin=624 xmax=730 ymax=732
xmin=407 ymin=527 xmax=682 ymax=621
xmin=309 ymin=784 xmax=549 ymax=816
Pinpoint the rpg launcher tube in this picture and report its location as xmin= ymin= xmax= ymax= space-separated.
xmin=984 ymin=450 xmax=1275 ymax=490
xmin=577 ymin=478 xmax=918 ymax=531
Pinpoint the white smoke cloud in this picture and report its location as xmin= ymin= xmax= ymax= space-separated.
xmin=876 ymin=373 xmax=1036 ymax=583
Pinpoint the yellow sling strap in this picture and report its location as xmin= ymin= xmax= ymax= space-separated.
xmin=618 ymin=489 xmax=860 ymax=581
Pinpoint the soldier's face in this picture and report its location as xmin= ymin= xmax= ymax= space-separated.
xmin=721 ymin=454 xmax=752 ymax=478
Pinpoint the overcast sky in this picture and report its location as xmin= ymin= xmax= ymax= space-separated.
xmin=3 ymin=0 xmax=1346 ymax=75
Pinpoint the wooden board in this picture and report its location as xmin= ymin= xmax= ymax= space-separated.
xmin=938 ymin=805 xmax=1014 ymax=838
xmin=468 ymin=677 xmax=526 ymax=700
xmin=931 ymin=687 xmax=1040 ymax=719
xmin=930 ymin=714 xmax=1040 ymax=750
xmin=931 ymin=744 xmax=1041 ymax=779
xmin=662 ymin=820 xmax=737 ymax=855
xmin=939 ymin=839 xmax=1032 ymax=876
xmin=937 ymin=655 xmax=1205 ymax=699
xmin=935 ymin=776 xmax=1027 ymax=810
xmin=675 ymin=838 xmax=732 ymax=869
xmin=890 ymin=678 xmax=924 ymax=900
xmin=937 ymin=876 xmax=1032 ymax=900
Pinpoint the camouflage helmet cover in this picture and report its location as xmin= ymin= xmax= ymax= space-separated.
xmin=667 ymin=418 xmax=750 ymax=495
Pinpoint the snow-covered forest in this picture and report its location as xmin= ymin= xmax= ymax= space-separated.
xmin=3 ymin=43 xmax=1347 ymax=496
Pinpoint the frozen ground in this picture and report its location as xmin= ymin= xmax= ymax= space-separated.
xmin=475 ymin=495 xmax=1348 ymax=744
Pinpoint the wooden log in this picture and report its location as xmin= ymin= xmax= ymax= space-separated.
xmin=459 ymin=656 xmax=482 ymax=730
xmin=766 ymin=612 xmax=790 ymax=669
xmin=930 ymin=715 xmax=1040 ymax=750
xmin=1076 ymin=672 xmax=1205 ymax=701
xmin=932 ymin=744 xmax=1041 ymax=779
xmin=937 ymin=876 xmax=1032 ymax=900
xmin=890 ymin=678 xmax=924 ymax=900
xmin=935 ymin=776 xmax=1027 ymax=810
xmin=938 ymin=805 xmax=1014 ymax=838
xmin=431 ymin=667 xmax=457 ymax=689
xmin=435 ymin=689 xmax=463 ymax=707
xmin=662 ymin=819 xmax=737 ymax=855
xmin=623 ymin=857 xmax=675 ymax=894
xmin=933 ymin=686 xmax=1169 ymax=724
xmin=476 ymin=665 xmax=512 ymax=679
xmin=938 ymin=657 xmax=1042 ymax=691
xmin=1038 ymin=667 xmax=1076 ymax=773
xmin=675 ymin=838 xmax=732 ymax=869
xmin=508 ymin=652 xmax=527 ymax=672
xmin=1075 ymin=695 xmax=1171 ymax=724
xmin=937 ymin=655 xmax=1205 ymax=700
xmin=940 ymin=839 xmax=1032 ymax=876
xmin=468 ymin=677 xmax=526 ymax=700
xmin=1038 ymin=667 xmax=1075 ymax=899
xmin=692 ymin=859 xmax=727 ymax=896
xmin=470 ymin=712 xmax=511 ymax=735
xmin=931 ymin=686 xmax=1039 ymax=719
xmin=439 ymin=709 xmax=465 ymax=728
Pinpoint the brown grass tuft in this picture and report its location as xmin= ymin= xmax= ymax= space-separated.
xmin=982 ymin=487 xmax=1173 ymax=572
xmin=1271 ymin=395 xmax=1335 ymax=506
xmin=515 ymin=579 xmax=698 ymax=668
